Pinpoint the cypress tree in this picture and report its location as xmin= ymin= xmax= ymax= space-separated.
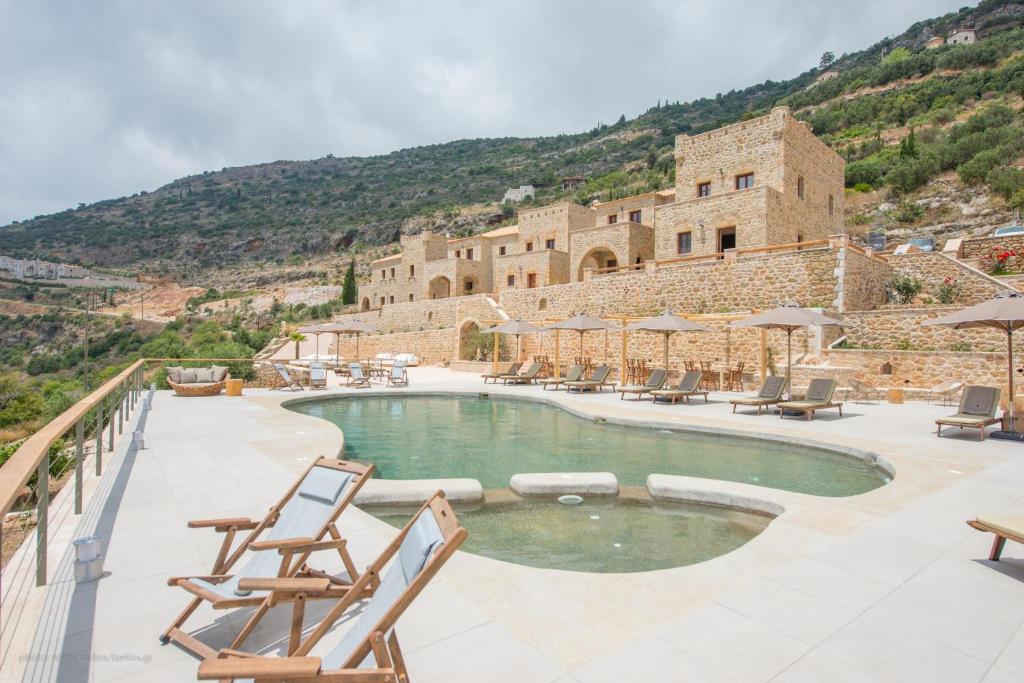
xmin=342 ymin=259 xmax=357 ymax=305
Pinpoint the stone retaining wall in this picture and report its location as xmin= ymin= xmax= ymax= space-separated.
xmin=843 ymin=307 xmax=1023 ymax=353
xmin=891 ymin=252 xmax=1009 ymax=305
xmin=841 ymin=248 xmax=891 ymax=312
xmin=962 ymin=233 xmax=1024 ymax=274
xmin=793 ymin=348 xmax=1012 ymax=391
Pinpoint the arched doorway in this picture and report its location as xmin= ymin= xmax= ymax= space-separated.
xmin=428 ymin=276 xmax=451 ymax=299
xmin=458 ymin=320 xmax=487 ymax=360
xmin=577 ymin=247 xmax=618 ymax=280
xmin=360 ymin=297 xmax=371 ymax=311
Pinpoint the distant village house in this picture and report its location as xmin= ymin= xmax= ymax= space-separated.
xmin=948 ymin=28 xmax=977 ymax=45
xmin=502 ymin=185 xmax=535 ymax=203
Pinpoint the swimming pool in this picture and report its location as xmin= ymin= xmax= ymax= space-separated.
xmin=290 ymin=394 xmax=890 ymax=496
xmin=365 ymin=491 xmax=772 ymax=573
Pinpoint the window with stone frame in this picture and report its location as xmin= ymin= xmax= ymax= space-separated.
xmin=466 ymin=247 xmax=474 ymax=260
xmin=629 ymin=210 xmax=642 ymax=223
xmin=607 ymin=214 xmax=616 ymax=224
xmin=545 ymin=238 xmax=555 ymax=249
xmin=408 ymin=294 xmax=414 ymax=301
xmin=390 ymin=267 xmax=395 ymax=278
xmin=454 ymin=249 xmax=461 ymax=258
xmin=507 ymin=274 xmax=515 ymax=286
xmin=499 ymin=245 xmax=506 ymax=256
xmin=526 ymin=242 xmax=533 ymax=252
xmin=797 ymin=176 xmax=805 ymax=199
xmin=829 ymin=194 xmax=834 ymax=216
xmin=409 ymin=264 xmax=415 ymax=276
xmin=676 ymin=231 xmax=692 ymax=255
xmin=735 ymin=173 xmax=754 ymax=190
xmin=697 ymin=182 xmax=711 ymax=197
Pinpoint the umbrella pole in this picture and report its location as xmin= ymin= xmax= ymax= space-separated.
xmin=1009 ymin=328 xmax=1016 ymax=433
xmin=664 ymin=332 xmax=670 ymax=371
xmin=787 ymin=328 xmax=793 ymax=401
xmin=335 ymin=332 xmax=340 ymax=367
xmin=356 ymin=332 xmax=360 ymax=361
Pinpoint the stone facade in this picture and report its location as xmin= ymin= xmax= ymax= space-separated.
xmin=891 ymin=252 xmax=1011 ymax=305
xmin=591 ymin=189 xmax=673 ymax=227
xmin=842 ymin=307 xmax=1023 ymax=353
xmin=840 ymin=245 xmax=892 ymax=312
xmin=493 ymin=249 xmax=571 ymax=295
xmin=961 ymin=233 xmax=1024 ymax=275
xmin=570 ymin=222 xmax=654 ymax=280
xmin=655 ymin=106 xmax=844 ymax=259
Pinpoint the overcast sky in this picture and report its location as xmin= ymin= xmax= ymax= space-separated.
xmin=0 ymin=0 xmax=967 ymax=226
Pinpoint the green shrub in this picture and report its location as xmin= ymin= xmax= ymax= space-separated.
xmin=852 ymin=182 xmax=873 ymax=193
xmin=889 ymin=273 xmax=924 ymax=304
xmin=986 ymin=166 xmax=1024 ymax=199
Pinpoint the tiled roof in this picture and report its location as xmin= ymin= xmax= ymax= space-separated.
xmin=480 ymin=225 xmax=519 ymax=238
xmin=592 ymin=188 xmax=675 ymax=207
xmin=370 ymin=253 xmax=403 ymax=264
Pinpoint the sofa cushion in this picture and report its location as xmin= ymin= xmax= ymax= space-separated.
xmin=166 ymin=366 xmax=184 ymax=384
xmin=194 ymin=368 xmax=214 ymax=383
xmin=178 ymin=369 xmax=198 ymax=384
xmin=211 ymin=365 xmax=228 ymax=382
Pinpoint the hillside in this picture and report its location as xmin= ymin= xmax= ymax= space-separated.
xmin=4 ymin=1 xmax=1024 ymax=283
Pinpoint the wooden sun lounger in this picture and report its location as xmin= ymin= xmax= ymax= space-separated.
xmin=936 ymin=385 xmax=1001 ymax=441
xmin=564 ymin=365 xmax=614 ymax=393
xmin=161 ymin=457 xmax=374 ymax=659
xmin=346 ymin=362 xmax=372 ymax=388
xmin=730 ymin=375 xmax=787 ymax=415
xmin=778 ymin=378 xmax=842 ymax=420
xmin=619 ymin=368 xmax=667 ymax=400
xmin=386 ymin=360 xmax=408 ymax=387
xmin=309 ymin=362 xmax=327 ymax=389
xmin=538 ymin=364 xmax=583 ymax=391
xmin=272 ymin=363 xmax=305 ymax=391
xmin=482 ymin=362 xmax=521 ymax=384
xmin=196 ymin=492 xmax=467 ymax=681
xmin=967 ymin=515 xmax=1024 ymax=560
xmin=503 ymin=362 xmax=542 ymax=385
xmin=651 ymin=370 xmax=707 ymax=404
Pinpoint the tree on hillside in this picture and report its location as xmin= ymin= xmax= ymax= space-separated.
xmin=342 ymin=259 xmax=357 ymax=305
xmin=819 ymin=51 xmax=835 ymax=69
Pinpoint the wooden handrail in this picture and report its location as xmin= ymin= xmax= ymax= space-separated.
xmin=734 ymin=239 xmax=828 ymax=255
xmin=0 ymin=360 xmax=145 ymax=518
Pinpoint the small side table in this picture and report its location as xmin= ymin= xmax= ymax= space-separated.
xmin=886 ymin=388 xmax=904 ymax=404
xmin=226 ymin=378 xmax=244 ymax=397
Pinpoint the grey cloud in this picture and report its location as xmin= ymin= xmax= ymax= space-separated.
xmin=0 ymin=0 xmax=965 ymax=225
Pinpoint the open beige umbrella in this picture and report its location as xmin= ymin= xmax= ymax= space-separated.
xmin=311 ymin=320 xmax=379 ymax=364
xmin=730 ymin=302 xmax=844 ymax=400
xmin=542 ymin=314 xmax=620 ymax=375
xmin=624 ymin=310 xmax=712 ymax=370
xmin=481 ymin=319 xmax=542 ymax=363
xmin=298 ymin=323 xmax=332 ymax=361
xmin=924 ymin=290 xmax=1024 ymax=437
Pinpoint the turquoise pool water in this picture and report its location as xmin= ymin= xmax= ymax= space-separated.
xmin=365 ymin=494 xmax=772 ymax=573
xmin=291 ymin=395 xmax=889 ymax=496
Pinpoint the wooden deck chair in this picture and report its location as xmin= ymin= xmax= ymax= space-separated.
xmin=346 ymin=362 xmax=371 ymax=388
xmin=481 ymin=362 xmax=520 ymax=384
xmin=386 ymin=360 xmax=408 ymax=387
xmin=967 ymin=515 xmax=1024 ymax=561
xmin=847 ymin=377 xmax=882 ymax=404
xmin=503 ymin=362 xmax=543 ymax=385
xmin=197 ymin=492 xmax=468 ymax=682
xmin=927 ymin=379 xmax=964 ymax=406
xmin=650 ymin=370 xmax=707 ymax=404
xmin=309 ymin=362 xmax=327 ymax=390
xmin=564 ymin=365 xmax=613 ymax=393
xmin=273 ymin=363 xmax=304 ymax=391
xmin=538 ymin=364 xmax=583 ymax=391
xmin=730 ymin=375 xmax=787 ymax=415
xmin=778 ymin=378 xmax=843 ymax=420
xmin=936 ymin=385 xmax=1001 ymax=441
xmin=161 ymin=458 xmax=374 ymax=658
xmin=619 ymin=368 xmax=667 ymax=401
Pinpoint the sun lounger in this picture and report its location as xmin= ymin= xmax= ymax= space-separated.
xmin=650 ymin=370 xmax=707 ymax=404
xmin=272 ymin=363 xmax=304 ymax=391
xmin=847 ymin=377 xmax=882 ymax=404
xmin=346 ymin=362 xmax=371 ymax=388
xmin=538 ymin=364 xmax=583 ymax=391
xmin=564 ymin=365 xmax=614 ymax=393
xmin=503 ymin=362 xmax=542 ymax=385
xmin=619 ymin=368 xmax=667 ymax=400
xmin=482 ymin=362 xmax=521 ymax=384
xmin=778 ymin=378 xmax=842 ymax=420
xmin=309 ymin=361 xmax=327 ymax=389
xmin=162 ymin=458 xmax=374 ymax=658
xmin=936 ymin=385 xmax=1001 ymax=440
xmin=196 ymin=492 xmax=467 ymax=681
xmin=730 ymin=375 xmax=787 ymax=415
xmin=386 ymin=360 xmax=408 ymax=387
xmin=967 ymin=515 xmax=1024 ymax=560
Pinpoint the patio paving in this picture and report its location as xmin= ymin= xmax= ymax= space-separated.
xmin=7 ymin=366 xmax=1024 ymax=682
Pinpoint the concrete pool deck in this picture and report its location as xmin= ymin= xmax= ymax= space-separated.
xmin=7 ymin=366 xmax=1024 ymax=682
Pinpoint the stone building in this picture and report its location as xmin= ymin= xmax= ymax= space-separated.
xmin=359 ymin=107 xmax=844 ymax=310
xmin=653 ymin=106 xmax=845 ymax=260
xmin=502 ymin=185 xmax=535 ymax=203
xmin=948 ymin=28 xmax=977 ymax=45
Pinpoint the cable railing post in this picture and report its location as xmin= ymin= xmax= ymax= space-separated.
xmin=117 ymin=390 xmax=123 ymax=436
xmin=74 ymin=418 xmax=84 ymax=515
xmin=95 ymin=398 xmax=104 ymax=476
xmin=35 ymin=452 xmax=49 ymax=586
xmin=108 ymin=401 xmax=115 ymax=452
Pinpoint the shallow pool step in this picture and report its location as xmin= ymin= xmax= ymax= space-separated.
xmin=510 ymin=472 xmax=619 ymax=496
xmin=355 ymin=478 xmax=484 ymax=505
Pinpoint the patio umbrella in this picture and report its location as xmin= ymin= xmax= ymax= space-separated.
xmin=311 ymin=320 xmax=379 ymax=364
xmin=924 ymin=290 xmax=1024 ymax=437
xmin=481 ymin=319 xmax=542 ymax=363
xmin=542 ymin=314 xmax=620 ymax=373
xmin=298 ymin=323 xmax=331 ymax=361
xmin=730 ymin=302 xmax=844 ymax=400
xmin=625 ymin=310 xmax=713 ymax=370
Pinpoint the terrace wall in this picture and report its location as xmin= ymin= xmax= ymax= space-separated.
xmin=890 ymin=252 xmax=1010 ymax=305
xmin=843 ymin=307 xmax=1023 ymax=353
xmin=333 ymin=294 xmax=497 ymax=334
xmin=839 ymin=246 xmax=891 ymax=312
xmin=793 ymin=348 xmax=1012 ymax=392
xmin=962 ymin=233 xmax=1024 ymax=273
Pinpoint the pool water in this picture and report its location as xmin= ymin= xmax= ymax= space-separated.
xmin=366 ymin=493 xmax=772 ymax=573
xmin=291 ymin=395 xmax=889 ymax=496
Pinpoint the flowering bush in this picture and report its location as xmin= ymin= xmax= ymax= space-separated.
xmin=983 ymin=248 xmax=1018 ymax=275
xmin=936 ymin=276 xmax=961 ymax=304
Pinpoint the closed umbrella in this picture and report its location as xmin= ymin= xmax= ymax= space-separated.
xmin=481 ymin=319 xmax=542 ymax=363
xmin=625 ymin=310 xmax=712 ymax=370
xmin=924 ymin=290 xmax=1024 ymax=438
xmin=730 ymin=302 xmax=844 ymax=400
xmin=542 ymin=314 xmax=620 ymax=374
